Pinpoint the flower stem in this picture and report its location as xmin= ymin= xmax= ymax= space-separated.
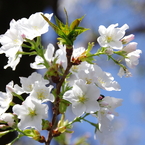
xmin=67 ymin=113 xmax=90 ymax=127
xmin=46 ymin=45 xmax=73 ymax=145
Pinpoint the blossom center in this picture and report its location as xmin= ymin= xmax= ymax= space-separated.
xmin=26 ymin=84 xmax=33 ymax=91
xmin=36 ymin=91 xmax=45 ymax=100
xmin=13 ymin=39 xmax=20 ymax=44
xmin=106 ymin=36 xmax=113 ymax=43
xmin=71 ymin=65 xmax=79 ymax=72
xmin=86 ymin=78 xmax=92 ymax=84
xmin=97 ymin=77 xmax=106 ymax=85
xmin=33 ymin=26 xmax=39 ymax=31
xmin=28 ymin=107 xmax=37 ymax=117
xmin=78 ymin=95 xmax=88 ymax=104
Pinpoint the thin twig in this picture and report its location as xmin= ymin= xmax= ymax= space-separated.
xmin=46 ymin=45 xmax=73 ymax=145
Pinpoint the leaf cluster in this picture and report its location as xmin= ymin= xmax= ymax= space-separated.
xmin=41 ymin=12 xmax=89 ymax=46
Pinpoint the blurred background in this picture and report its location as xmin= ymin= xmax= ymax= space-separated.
xmin=0 ymin=0 xmax=145 ymax=145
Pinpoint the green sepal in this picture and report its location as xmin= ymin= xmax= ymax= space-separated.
xmin=42 ymin=119 xmax=51 ymax=130
xmin=23 ymin=129 xmax=41 ymax=141
xmin=23 ymin=129 xmax=38 ymax=137
xmin=57 ymin=114 xmax=73 ymax=134
xmin=114 ymin=50 xmax=128 ymax=57
xmin=59 ymin=101 xmax=68 ymax=114
xmin=85 ymin=56 xmax=96 ymax=64
xmin=79 ymin=42 xmax=96 ymax=64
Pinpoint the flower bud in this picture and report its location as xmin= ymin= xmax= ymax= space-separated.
xmin=0 ymin=113 xmax=15 ymax=127
xmin=0 ymin=124 xmax=9 ymax=130
xmin=23 ymin=129 xmax=45 ymax=142
xmin=121 ymin=34 xmax=134 ymax=44
xmin=123 ymin=42 xmax=137 ymax=53
xmin=56 ymin=114 xmax=70 ymax=134
xmin=105 ymin=47 xmax=113 ymax=55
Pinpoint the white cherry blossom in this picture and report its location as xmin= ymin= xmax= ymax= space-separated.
xmin=19 ymin=72 xmax=49 ymax=93
xmin=31 ymin=43 xmax=67 ymax=70
xmin=16 ymin=12 xmax=53 ymax=40
xmin=5 ymin=80 xmax=23 ymax=95
xmin=0 ymin=113 xmax=15 ymax=127
xmin=77 ymin=69 xmax=95 ymax=84
xmin=125 ymin=49 xmax=142 ymax=69
xmin=93 ymin=65 xmax=121 ymax=91
xmin=0 ymin=28 xmax=23 ymax=52
xmin=68 ymin=63 xmax=120 ymax=91
xmin=68 ymin=62 xmax=95 ymax=86
xmin=99 ymin=96 xmax=123 ymax=117
xmin=4 ymin=53 xmax=22 ymax=70
xmin=71 ymin=46 xmax=86 ymax=63
xmin=95 ymin=96 xmax=123 ymax=144
xmin=12 ymin=97 xmax=48 ymax=131
xmin=0 ymin=12 xmax=53 ymax=70
xmin=0 ymin=28 xmax=23 ymax=70
xmin=30 ymin=43 xmax=55 ymax=69
xmin=30 ymin=82 xmax=54 ymax=103
xmin=97 ymin=23 xmax=129 ymax=49
xmin=70 ymin=61 xmax=90 ymax=74
xmin=0 ymin=82 xmax=13 ymax=115
xmin=63 ymin=79 xmax=100 ymax=116
xmin=0 ymin=92 xmax=12 ymax=115
xmin=55 ymin=43 xmax=67 ymax=69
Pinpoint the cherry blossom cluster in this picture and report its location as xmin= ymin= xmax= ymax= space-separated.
xmin=97 ymin=24 xmax=142 ymax=77
xmin=0 ymin=11 xmax=141 ymax=145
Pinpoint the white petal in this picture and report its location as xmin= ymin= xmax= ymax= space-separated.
xmin=72 ymin=103 xmax=86 ymax=116
xmin=85 ymin=100 xmax=100 ymax=113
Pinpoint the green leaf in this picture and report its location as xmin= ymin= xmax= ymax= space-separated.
xmin=55 ymin=16 xmax=65 ymax=30
xmin=68 ymin=27 xmax=89 ymax=42
xmin=75 ymin=27 xmax=90 ymax=35
xmin=42 ymin=13 xmax=89 ymax=46
xmin=70 ymin=15 xmax=85 ymax=30
xmin=64 ymin=8 xmax=69 ymax=26
xmin=41 ymin=14 xmax=62 ymax=36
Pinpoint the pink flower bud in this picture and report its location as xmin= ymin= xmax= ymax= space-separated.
xmin=21 ymin=34 xmax=26 ymax=39
xmin=123 ymin=42 xmax=137 ymax=53
xmin=105 ymin=47 xmax=113 ymax=55
xmin=121 ymin=34 xmax=135 ymax=44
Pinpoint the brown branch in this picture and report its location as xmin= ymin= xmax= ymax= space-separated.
xmin=45 ymin=45 xmax=73 ymax=145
